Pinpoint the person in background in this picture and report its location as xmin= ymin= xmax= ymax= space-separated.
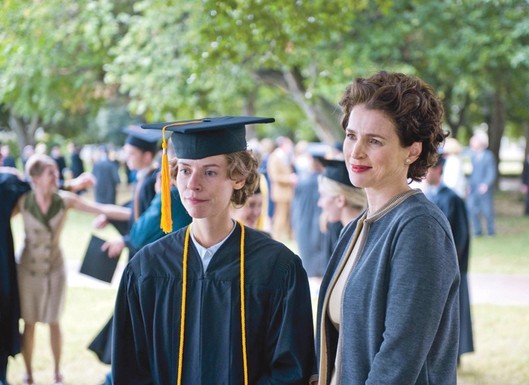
xmin=317 ymin=158 xmax=367 ymax=249
xmin=67 ymin=142 xmax=85 ymax=179
xmin=127 ymin=158 xmax=192 ymax=251
xmin=267 ymin=136 xmax=297 ymax=241
xmin=91 ymin=145 xmax=121 ymax=205
xmin=257 ymin=138 xmax=275 ymax=232
xmin=1 ymin=145 xmax=17 ymax=168
xmin=13 ymin=154 xmax=129 ymax=385
xmin=467 ymin=130 xmax=497 ymax=236
xmin=520 ymin=152 xmax=529 ymax=216
xmin=96 ymin=126 xmax=161 ymax=258
xmin=21 ymin=145 xmax=35 ymax=169
xmin=290 ymin=149 xmax=328 ymax=282
xmin=316 ymin=71 xmax=460 ymax=385
xmin=424 ymin=156 xmax=474 ymax=361
xmin=441 ymin=137 xmax=467 ymax=198
xmin=112 ymin=116 xmax=315 ymax=384
xmin=231 ymin=184 xmax=264 ymax=230
xmin=50 ymin=145 xmax=67 ymax=185
xmin=0 ymin=149 xmax=31 ymax=385
xmin=67 ymin=142 xmax=86 ymax=195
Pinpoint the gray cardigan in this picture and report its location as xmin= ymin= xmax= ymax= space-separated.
xmin=317 ymin=190 xmax=460 ymax=385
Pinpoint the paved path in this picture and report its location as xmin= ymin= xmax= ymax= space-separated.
xmin=468 ymin=272 xmax=529 ymax=306
xmin=67 ymin=261 xmax=529 ymax=306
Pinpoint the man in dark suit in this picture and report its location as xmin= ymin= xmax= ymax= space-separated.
xmin=424 ymin=156 xmax=474 ymax=360
xmin=92 ymin=145 xmax=121 ymax=205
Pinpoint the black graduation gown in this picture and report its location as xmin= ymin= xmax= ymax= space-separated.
xmin=0 ymin=173 xmax=30 ymax=357
xmin=112 ymin=224 xmax=315 ymax=385
xmin=429 ymin=185 xmax=474 ymax=356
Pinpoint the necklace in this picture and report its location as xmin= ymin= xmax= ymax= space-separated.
xmin=176 ymin=220 xmax=248 ymax=385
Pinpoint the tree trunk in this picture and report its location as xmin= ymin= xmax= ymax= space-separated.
xmin=8 ymin=111 xmax=40 ymax=150
xmin=489 ymin=91 xmax=504 ymax=164
xmin=488 ymin=86 xmax=505 ymax=188
xmin=255 ymin=68 xmax=343 ymax=144
xmin=443 ymin=89 xmax=470 ymax=139
xmin=242 ymin=92 xmax=258 ymax=140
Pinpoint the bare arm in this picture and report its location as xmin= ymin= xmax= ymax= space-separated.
xmin=60 ymin=190 xmax=131 ymax=221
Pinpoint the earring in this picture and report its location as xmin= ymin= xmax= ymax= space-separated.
xmin=405 ymin=158 xmax=411 ymax=164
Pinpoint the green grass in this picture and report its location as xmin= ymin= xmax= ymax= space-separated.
xmin=457 ymin=305 xmax=529 ymax=385
xmin=469 ymin=191 xmax=529 ymax=274
xmin=6 ymin=189 xmax=529 ymax=384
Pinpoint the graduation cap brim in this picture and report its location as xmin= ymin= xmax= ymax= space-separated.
xmin=141 ymin=116 xmax=275 ymax=159
xmin=322 ymin=159 xmax=354 ymax=187
xmin=122 ymin=126 xmax=162 ymax=153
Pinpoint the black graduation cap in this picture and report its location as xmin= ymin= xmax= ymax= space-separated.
xmin=123 ymin=125 xmax=162 ymax=154
xmin=321 ymin=159 xmax=353 ymax=187
xmin=141 ymin=116 xmax=275 ymax=159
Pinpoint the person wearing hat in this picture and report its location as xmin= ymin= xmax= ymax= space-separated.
xmin=317 ymin=158 xmax=367 ymax=240
xmin=112 ymin=116 xmax=316 ymax=385
xmin=97 ymin=125 xmax=162 ymax=257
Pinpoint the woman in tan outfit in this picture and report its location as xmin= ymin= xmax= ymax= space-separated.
xmin=14 ymin=154 xmax=130 ymax=385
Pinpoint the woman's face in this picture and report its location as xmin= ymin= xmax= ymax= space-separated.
xmin=33 ymin=164 xmax=59 ymax=191
xmin=317 ymin=185 xmax=342 ymax=223
xmin=232 ymin=193 xmax=263 ymax=229
xmin=343 ymin=104 xmax=417 ymax=192
xmin=177 ymin=155 xmax=244 ymax=220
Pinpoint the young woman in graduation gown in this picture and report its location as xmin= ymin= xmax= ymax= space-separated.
xmin=112 ymin=117 xmax=316 ymax=385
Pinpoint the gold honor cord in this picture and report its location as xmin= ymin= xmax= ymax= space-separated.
xmin=177 ymin=225 xmax=190 ymax=385
xmin=176 ymin=221 xmax=249 ymax=385
xmin=239 ymin=220 xmax=248 ymax=385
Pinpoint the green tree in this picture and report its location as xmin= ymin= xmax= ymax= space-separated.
xmin=105 ymin=0 xmax=394 ymax=143
xmin=346 ymin=0 xmax=529 ymax=158
xmin=0 ymin=0 xmax=120 ymax=149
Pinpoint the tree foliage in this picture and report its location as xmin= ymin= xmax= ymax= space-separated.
xmin=1 ymin=0 xmax=529 ymax=160
xmin=0 ymin=0 xmax=119 ymax=145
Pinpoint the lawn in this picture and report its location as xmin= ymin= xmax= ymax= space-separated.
xmin=6 ymin=188 xmax=529 ymax=385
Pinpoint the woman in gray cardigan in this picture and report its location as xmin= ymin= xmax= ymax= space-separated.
xmin=316 ymin=71 xmax=460 ymax=385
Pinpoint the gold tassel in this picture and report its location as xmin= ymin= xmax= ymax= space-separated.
xmin=160 ymin=126 xmax=173 ymax=233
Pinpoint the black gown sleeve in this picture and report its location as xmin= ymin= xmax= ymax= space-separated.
xmin=112 ymin=266 xmax=154 ymax=384
xmin=258 ymin=256 xmax=315 ymax=385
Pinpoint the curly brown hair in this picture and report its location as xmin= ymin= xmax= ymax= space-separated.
xmin=339 ymin=71 xmax=448 ymax=182
xmin=225 ymin=150 xmax=260 ymax=206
